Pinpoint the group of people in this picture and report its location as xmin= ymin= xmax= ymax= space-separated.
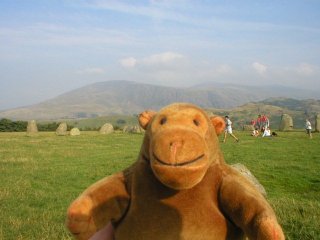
xmin=251 ymin=127 xmax=274 ymax=138
xmin=251 ymin=114 xmax=270 ymax=132
xmin=223 ymin=114 xmax=315 ymax=142
xmin=250 ymin=114 xmax=272 ymax=138
xmin=222 ymin=114 xmax=272 ymax=143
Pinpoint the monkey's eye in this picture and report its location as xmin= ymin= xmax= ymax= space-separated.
xmin=160 ymin=117 xmax=167 ymax=125
xmin=193 ymin=119 xmax=200 ymax=126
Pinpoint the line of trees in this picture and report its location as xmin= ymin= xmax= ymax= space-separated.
xmin=0 ymin=118 xmax=27 ymax=132
xmin=0 ymin=119 xmax=65 ymax=132
xmin=38 ymin=122 xmax=61 ymax=131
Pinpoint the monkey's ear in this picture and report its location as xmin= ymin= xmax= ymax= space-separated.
xmin=210 ymin=116 xmax=225 ymax=136
xmin=138 ymin=110 xmax=157 ymax=130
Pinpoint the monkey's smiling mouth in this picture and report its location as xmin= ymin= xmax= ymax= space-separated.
xmin=153 ymin=153 xmax=205 ymax=167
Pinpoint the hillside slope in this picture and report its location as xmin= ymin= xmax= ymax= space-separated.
xmin=208 ymin=98 xmax=320 ymax=129
xmin=0 ymin=80 xmax=319 ymax=120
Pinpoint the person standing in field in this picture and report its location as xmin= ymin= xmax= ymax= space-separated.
xmin=261 ymin=114 xmax=270 ymax=131
xmin=305 ymin=119 xmax=313 ymax=139
xmin=255 ymin=114 xmax=262 ymax=131
xmin=223 ymin=116 xmax=239 ymax=143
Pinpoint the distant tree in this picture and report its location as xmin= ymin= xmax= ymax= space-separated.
xmin=0 ymin=119 xmax=11 ymax=132
xmin=116 ymin=119 xmax=126 ymax=125
xmin=67 ymin=124 xmax=74 ymax=131
xmin=84 ymin=126 xmax=93 ymax=131
xmin=38 ymin=122 xmax=59 ymax=131
xmin=15 ymin=121 xmax=28 ymax=131
xmin=0 ymin=118 xmax=27 ymax=132
xmin=76 ymin=112 xmax=87 ymax=118
xmin=114 ymin=125 xmax=121 ymax=131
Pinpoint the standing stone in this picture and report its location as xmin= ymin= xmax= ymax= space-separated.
xmin=279 ymin=114 xmax=293 ymax=131
xmin=99 ymin=123 xmax=114 ymax=134
xmin=70 ymin=128 xmax=80 ymax=136
xmin=27 ymin=120 xmax=38 ymax=136
xmin=315 ymin=114 xmax=320 ymax=132
xmin=56 ymin=122 xmax=68 ymax=136
xmin=123 ymin=125 xmax=144 ymax=133
xmin=231 ymin=163 xmax=267 ymax=197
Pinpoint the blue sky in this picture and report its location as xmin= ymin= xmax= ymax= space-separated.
xmin=1 ymin=0 xmax=320 ymax=110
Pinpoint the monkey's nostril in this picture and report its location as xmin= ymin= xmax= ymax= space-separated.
xmin=170 ymin=141 xmax=183 ymax=148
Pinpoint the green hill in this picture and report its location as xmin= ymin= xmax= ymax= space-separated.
xmin=0 ymin=80 xmax=318 ymax=120
xmin=53 ymin=98 xmax=320 ymax=131
xmin=207 ymin=98 xmax=320 ymax=130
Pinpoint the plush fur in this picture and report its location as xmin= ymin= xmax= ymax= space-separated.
xmin=66 ymin=103 xmax=285 ymax=240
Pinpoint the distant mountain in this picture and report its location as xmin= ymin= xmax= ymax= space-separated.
xmin=193 ymin=82 xmax=319 ymax=100
xmin=67 ymin=97 xmax=320 ymax=130
xmin=0 ymin=80 xmax=319 ymax=120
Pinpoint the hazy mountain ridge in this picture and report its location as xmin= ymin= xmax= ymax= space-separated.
xmin=0 ymin=80 xmax=319 ymax=121
xmin=70 ymin=98 xmax=320 ymax=130
xmin=193 ymin=82 xmax=319 ymax=100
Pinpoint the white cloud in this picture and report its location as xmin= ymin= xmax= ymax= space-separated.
xmin=141 ymin=52 xmax=184 ymax=65
xmin=119 ymin=57 xmax=137 ymax=68
xmin=296 ymin=63 xmax=316 ymax=76
xmin=119 ymin=52 xmax=185 ymax=69
xmin=116 ymin=51 xmax=189 ymax=86
xmin=76 ymin=67 xmax=105 ymax=75
xmin=252 ymin=62 xmax=267 ymax=75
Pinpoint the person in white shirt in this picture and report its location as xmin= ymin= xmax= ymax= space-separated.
xmin=223 ymin=116 xmax=239 ymax=143
xmin=262 ymin=127 xmax=271 ymax=137
xmin=305 ymin=119 xmax=312 ymax=139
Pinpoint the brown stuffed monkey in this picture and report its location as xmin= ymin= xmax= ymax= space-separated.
xmin=66 ymin=103 xmax=285 ymax=240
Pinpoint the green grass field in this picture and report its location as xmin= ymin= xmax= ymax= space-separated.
xmin=0 ymin=131 xmax=319 ymax=239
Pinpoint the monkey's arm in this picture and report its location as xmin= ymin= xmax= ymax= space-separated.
xmin=219 ymin=169 xmax=285 ymax=240
xmin=66 ymin=172 xmax=130 ymax=240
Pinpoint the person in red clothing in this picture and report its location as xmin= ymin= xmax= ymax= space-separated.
xmin=250 ymin=119 xmax=256 ymax=127
xmin=255 ymin=115 xmax=262 ymax=131
xmin=261 ymin=115 xmax=270 ymax=132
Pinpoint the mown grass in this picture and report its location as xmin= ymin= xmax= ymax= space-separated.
xmin=221 ymin=131 xmax=320 ymax=239
xmin=0 ymin=131 xmax=319 ymax=239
